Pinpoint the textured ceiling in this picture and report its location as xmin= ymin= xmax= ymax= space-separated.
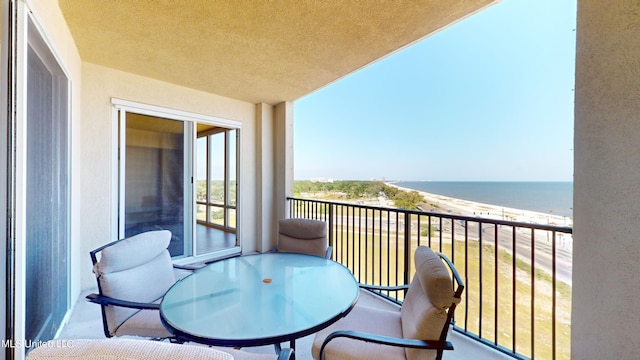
xmin=58 ymin=0 xmax=497 ymax=105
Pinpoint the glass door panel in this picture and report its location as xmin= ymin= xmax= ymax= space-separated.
xmin=228 ymin=209 xmax=237 ymax=229
xmin=124 ymin=114 xmax=188 ymax=257
xmin=195 ymin=126 xmax=238 ymax=255
xmin=196 ymin=136 xmax=207 ymax=204
xmin=228 ymin=129 xmax=237 ymax=224
xmin=209 ymin=206 xmax=225 ymax=226
xmin=208 ymin=132 xmax=225 ymax=205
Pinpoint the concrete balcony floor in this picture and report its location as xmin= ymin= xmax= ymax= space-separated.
xmin=57 ymin=289 xmax=512 ymax=360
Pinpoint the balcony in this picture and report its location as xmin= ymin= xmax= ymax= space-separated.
xmin=57 ymin=196 xmax=570 ymax=360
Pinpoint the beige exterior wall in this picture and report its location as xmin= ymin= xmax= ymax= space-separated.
xmin=79 ymin=63 xmax=263 ymax=289
xmin=573 ymin=0 xmax=640 ymax=358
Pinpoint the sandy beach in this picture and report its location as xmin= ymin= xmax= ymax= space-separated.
xmin=387 ymin=182 xmax=573 ymax=228
xmin=386 ymin=183 xmax=573 ymax=285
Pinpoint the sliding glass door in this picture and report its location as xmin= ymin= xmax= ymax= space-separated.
xmin=24 ymin=15 xmax=70 ymax=345
xmin=116 ymin=103 xmax=240 ymax=259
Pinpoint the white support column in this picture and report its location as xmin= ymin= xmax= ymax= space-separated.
xmin=274 ymin=102 xmax=294 ymax=221
xmin=256 ymin=103 xmax=276 ymax=252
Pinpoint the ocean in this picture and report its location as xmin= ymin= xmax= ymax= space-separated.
xmin=393 ymin=181 xmax=573 ymax=218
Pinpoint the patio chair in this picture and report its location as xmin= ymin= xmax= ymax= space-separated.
xmin=274 ymin=218 xmax=332 ymax=258
xmin=312 ymin=246 xmax=464 ymax=360
xmin=27 ymin=338 xmax=294 ymax=360
xmin=86 ymin=230 xmax=197 ymax=339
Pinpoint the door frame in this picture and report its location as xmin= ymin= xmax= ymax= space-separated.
xmin=10 ymin=2 xmax=73 ymax=358
xmin=111 ymin=98 xmax=242 ymax=262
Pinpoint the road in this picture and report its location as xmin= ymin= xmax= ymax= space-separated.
xmin=331 ymin=213 xmax=573 ymax=286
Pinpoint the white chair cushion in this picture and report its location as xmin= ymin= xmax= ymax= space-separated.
xmin=99 ymin=250 xmax=176 ymax=335
xmin=93 ymin=230 xmax=176 ymax=336
xmin=400 ymin=246 xmax=457 ymax=360
xmin=277 ymin=234 xmax=328 ymax=257
xmin=278 ymin=219 xmax=328 ymax=257
xmin=96 ymin=230 xmax=172 ymax=274
xmin=312 ymin=247 xmax=457 ymax=360
xmin=413 ymin=247 xmax=457 ymax=309
xmin=278 ymin=219 xmax=327 ymax=239
xmin=312 ymin=305 xmax=406 ymax=360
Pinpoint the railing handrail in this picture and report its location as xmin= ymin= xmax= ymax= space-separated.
xmin=287 ymin=196 xmax=573 ymax=233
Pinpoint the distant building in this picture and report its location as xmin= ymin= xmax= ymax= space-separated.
xmin=311 ymin=178 xmax=334 ymax=183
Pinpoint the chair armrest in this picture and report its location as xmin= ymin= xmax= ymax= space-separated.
xmin=358 ymin=283 xmax=410 ymax=292
xmin=173 ymin=263 xmax=202 ymax=280
xmin=172 ymin=263 xmax=201 ymax=271
xmin=325 ymin=246 xmax=333 ymax=259
xmin=319 ymin=330 xmax=452 ymax=360
xmin=86 ymin=293 xmax=160 ymax=310
xmin=277 ymin=348 xmax=294 ymax=360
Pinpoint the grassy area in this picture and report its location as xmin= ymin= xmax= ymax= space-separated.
xmin=332 ymin=230 xmax=571 ymax=360
xmin=450 ymin=240 xmax=571 ymax=359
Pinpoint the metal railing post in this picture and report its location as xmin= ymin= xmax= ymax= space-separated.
xmin=403 ymin=211 xmax=411 ymax=288
xmin=328 ymin=204 xmax=334 ymax=249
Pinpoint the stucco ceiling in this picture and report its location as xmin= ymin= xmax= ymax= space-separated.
xmin=58 ymin=0 xmax=497 ymax=105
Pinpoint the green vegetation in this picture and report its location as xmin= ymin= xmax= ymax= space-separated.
xmin=294 ymin=180 xmax=425 ymax=210
xmin=294 ymin=180 xmax=388 ymax=199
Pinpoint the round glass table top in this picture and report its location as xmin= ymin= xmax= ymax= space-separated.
xmin=160 ymin=253 xmax=359 ymax=346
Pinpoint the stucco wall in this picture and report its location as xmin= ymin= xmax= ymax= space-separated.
xmin=80 ymin=62 xmax=259 ymax=289
xmin=573 ymin=0 xmax=640 ymax=357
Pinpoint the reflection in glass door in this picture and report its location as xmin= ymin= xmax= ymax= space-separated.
xmin=123 ymin=113 xmax=190 ymax=257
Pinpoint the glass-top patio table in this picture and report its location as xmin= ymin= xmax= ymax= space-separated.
xmin=160 ymin=252 xmax=359 ymax=350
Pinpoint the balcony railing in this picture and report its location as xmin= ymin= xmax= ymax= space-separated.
xmin=287 ymin=197 xmax=573 ymax=360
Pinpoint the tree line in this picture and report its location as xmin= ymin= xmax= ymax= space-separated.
xmin=293 ymin=180 xmax=425 ymax=210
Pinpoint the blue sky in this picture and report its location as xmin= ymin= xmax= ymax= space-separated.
xmin=293 ymin=0 xmax=576 ymax=182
